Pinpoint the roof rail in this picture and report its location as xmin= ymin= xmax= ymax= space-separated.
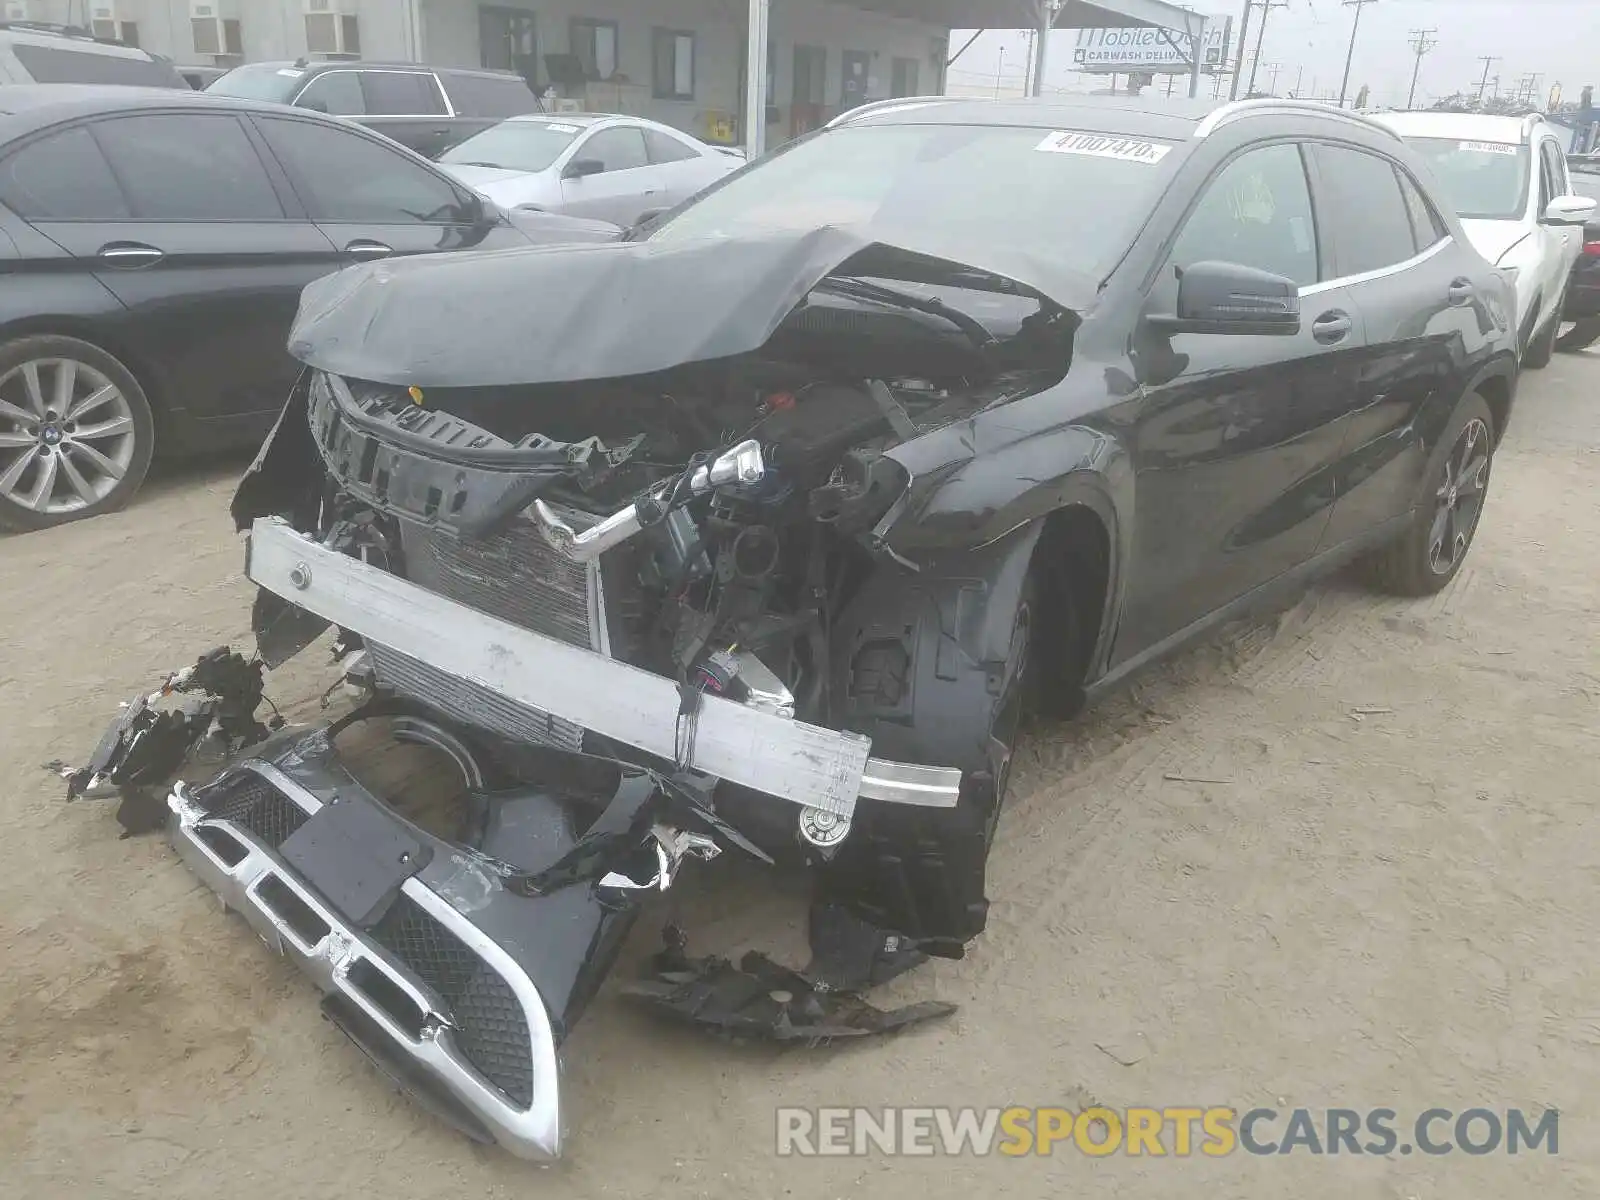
xmin=0 ymin=19 xmax=130 ymax=48
xmin=1194 ymin=97 xmax=1403 ymax=141
xmin=825 ymin=95 xmax=963 ymax=129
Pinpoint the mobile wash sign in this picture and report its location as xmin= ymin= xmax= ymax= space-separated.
xmin=1072 ymin=20 xmax=1233 ymax=74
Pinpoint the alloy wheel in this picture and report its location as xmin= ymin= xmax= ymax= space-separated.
xmin=1426 ymin=417 xmax=1491 ymax=576
xmin=0 ymin=357 xmax=136 ymax=516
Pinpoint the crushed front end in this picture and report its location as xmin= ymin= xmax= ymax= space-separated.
xmin=81 ymin=228 xmax=1084 ymax=1159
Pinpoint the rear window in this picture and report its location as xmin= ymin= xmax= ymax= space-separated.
xmin=10 ymin=42 xmax=185 ymax=88
xmin=441 ymin=71 xmax=541 ymax=118
xmin=1402 ymin=136 xmax=1530 ymax=221
xmin=651 ymin=123 xmax=1177 ymax=276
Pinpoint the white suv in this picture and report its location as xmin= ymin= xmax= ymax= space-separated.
xmin=1374 ymin=110 xmax=1596 ymax=368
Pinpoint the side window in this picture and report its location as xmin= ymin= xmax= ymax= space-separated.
xmin=0 ymin=125 xmax=129 ymax=219
xmin=443 ymin=72 xmax=538 ymax=119
xmin=360 ymin=71 xmax=447 ymax=116
xmin=644 ymin=128 xmax=698 ymax=164
xmin=1312 ymin=144 xmax=1418 ymax=275
xmin=574 ymin=127 xmax=649 ymax=173
xmin=1540 ymin=140 xmax=1568 ymax=201
xmin=91 ymin=114 xmax=283 ymax=221
xmin=1396 ymin=168 xmax=1447 ymax=252
xmin=256 ymin=117 xmax=470 ymax=224
xmin=295 ymin=71 xmax=365 ymax=116
xmin=1169 ymin=142 xmax=1319 ymax=286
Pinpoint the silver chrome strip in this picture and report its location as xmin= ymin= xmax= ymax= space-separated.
xmin=1300 ymin=235 xmax=1453 ymax=296
xmin=249 ymin=518 xmax=959 ymax=814
xmin=169 ymin=772 xmax=564 ymax=1160
xmin=858 ymin=761 xmax=963 ymax=807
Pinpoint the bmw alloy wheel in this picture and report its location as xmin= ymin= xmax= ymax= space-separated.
xmin=0 ymin=357 xmax=138 ymax=517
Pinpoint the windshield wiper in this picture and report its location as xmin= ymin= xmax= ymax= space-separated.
xmin=813 ymin=276 xmax=999 ymax=351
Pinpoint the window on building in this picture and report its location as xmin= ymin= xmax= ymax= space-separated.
xmin=793 ymin=45 xmax=826 ymax=105
xmin=360 ymin=71 xmax=447 ymax=116
xmin=295 ymin=70 xmax=365 ymax=116
xmin=653 ymin=29 xmax=695 ymax=101
xmin=1170 ymin=142 xmax=1320 ymax=286
xmin=91 ymin=114 xmax=283 ymax=221
xmin=192 ymin=17 xmax=243 ymax=57
xmin=0 ymin=126 xmax=130 ymax=220
xmin=479 ymin=7 xmax=536 ymax=78
xmin=1313 ymin=143 xmax=1421 ymax=275
xmin=571 ymin=18 xmax=618 ymax=82
xmin=891 ymin=57 xmax=919 ymax=97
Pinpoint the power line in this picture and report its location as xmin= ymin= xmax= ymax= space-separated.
xmin=1406 ymin=27 xmax=1437 ymax=110
xmin=1338 ymin=0 xmax=1378 ymax=109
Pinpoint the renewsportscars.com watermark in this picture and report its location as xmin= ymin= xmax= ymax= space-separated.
xmin=776 ymin=1107 xmax=1560 ymax=1158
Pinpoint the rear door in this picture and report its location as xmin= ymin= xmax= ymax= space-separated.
xmin=558 ymin=124 xmax=664 ymax=224
xmin=252 ymin=113 xmax=526 ymax=263
xmin=1311 ymin=142 xmax=1494 ymax=550
xmin=7 ymin=112 xmax=338 ymax=435
xmin=1118 ymin=140 xmax=1364 ymax=660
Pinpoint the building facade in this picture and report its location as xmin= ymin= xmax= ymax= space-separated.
xmin=12 ymin=0 xmax=950 ymax=144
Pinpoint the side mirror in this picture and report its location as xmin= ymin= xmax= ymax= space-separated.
xmin=563 ymin=158 xmax=605 ymax=180
xmin=1543 ymin=195 xmax=1597 ymax=226
xmin=1150 ymin=260 xmax=1301 ymax=337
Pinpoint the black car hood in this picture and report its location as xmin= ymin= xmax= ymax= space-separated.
xmin=287 ymin=224 xmax=1095 ymax=388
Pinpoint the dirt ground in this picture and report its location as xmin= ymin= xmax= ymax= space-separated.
xmin=4 ymin=353 xmax=1599 ymax=1200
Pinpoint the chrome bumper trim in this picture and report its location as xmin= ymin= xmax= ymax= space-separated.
xmin=168 ymin=763 xmax=563 ymax=1160
xmin=248 ymin=517 xmax=961 ymax=813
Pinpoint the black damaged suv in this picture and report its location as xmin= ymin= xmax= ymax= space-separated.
xmin=117 ymin=96 xmax=1519 ymax=1159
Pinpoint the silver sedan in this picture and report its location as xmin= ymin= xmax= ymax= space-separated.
xmin=435 ymin=114 xmax=743 ymax=228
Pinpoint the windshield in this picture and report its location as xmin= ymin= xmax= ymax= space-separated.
xmin=1403 ymin=136 xmax=1530 ymax=221
xmin=438 ymin=121 xmax=583 ymax=173
xmin=648 ymin=123 xmax=1176 ymax=276
xmin=205 ymin=64 xmax=301 ymax=103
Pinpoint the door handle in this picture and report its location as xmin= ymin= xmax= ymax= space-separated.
xmin=1447 ymin=278 xmax=1475 ymax=306
xmin=1311 ymin=309 xmax=1353 ymax=344
xmin=97 ymin=243 xmax=164 ymax=268
xmin=343 ymin=240 xmax=394 ymax=260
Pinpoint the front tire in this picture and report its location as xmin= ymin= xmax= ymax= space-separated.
xmin=0 ymin=334 xmax=154 ymax=532
xmin=1364 ymin=394 xmax=1495 ymax=597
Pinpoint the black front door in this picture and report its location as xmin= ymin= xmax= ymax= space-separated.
xmin=841 ymin=50 xmax=871 ymax=111
xmin=1116 ymin=140 xmax=1364 ymax=663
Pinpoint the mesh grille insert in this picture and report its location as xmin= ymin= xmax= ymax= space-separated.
xmin=370 ymin=895 xmax=534 ymax=1109
xmin=198 ymin=773 xmax=308 ymax=848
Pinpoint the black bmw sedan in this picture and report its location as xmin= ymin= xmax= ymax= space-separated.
xmin=0 ymin=85 xmax=616 ymax=531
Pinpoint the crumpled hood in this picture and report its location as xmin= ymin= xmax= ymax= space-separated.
xmin=1461 ymin=219 xmax=1532 ymax=266
xmin=286 ymin=224 xmax=1093 ymax=389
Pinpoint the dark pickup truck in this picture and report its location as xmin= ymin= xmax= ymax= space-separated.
xmin=205 ymin=60 xmax=544 ymax=159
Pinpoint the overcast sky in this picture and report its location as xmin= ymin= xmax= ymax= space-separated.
xmin=951 ymin=0 xmax=1600 ymax=107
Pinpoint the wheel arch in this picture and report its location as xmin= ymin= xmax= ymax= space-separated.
xmin=0 ymin=316 xmax=176 ymax=443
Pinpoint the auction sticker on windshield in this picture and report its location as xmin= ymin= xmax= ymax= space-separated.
xmin=1036 ymin=131 xmax=1172 ymax=163
xmin=544 ymin=123 xmax=581 ymax=133
xmin=1460 ymin=140 xmax=1520 ymax=155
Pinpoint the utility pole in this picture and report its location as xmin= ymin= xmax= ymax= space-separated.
xmin=1265 ymin=62 xmax=1282 ymax=94
xmin=1338 ymin=0 xmax=1377 ymax=109
xmin=1229 ymin=0 xmax=1254 ymax=100
xmin=1476 ymin=55 xmax=1500 ymax=107
xmin=1246 ymin=0 xmax=1286 ymax=97
xmin=1406 ymin=28 xmax=1437 ymax=110
xmin=1293 ymin=64 xmax=1304 ymax=97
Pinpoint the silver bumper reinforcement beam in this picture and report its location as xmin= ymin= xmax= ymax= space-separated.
xmin=247 ymin=518 xmax=961 ymax=815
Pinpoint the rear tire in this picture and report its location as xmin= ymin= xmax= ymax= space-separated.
xmin=0 ymin=334 xmax=154 ymax=532
xmin=1556 ymin=317 xmax=1600 ymax=353
xmin=1363 ymin=394 xmax=1495 ymax=597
